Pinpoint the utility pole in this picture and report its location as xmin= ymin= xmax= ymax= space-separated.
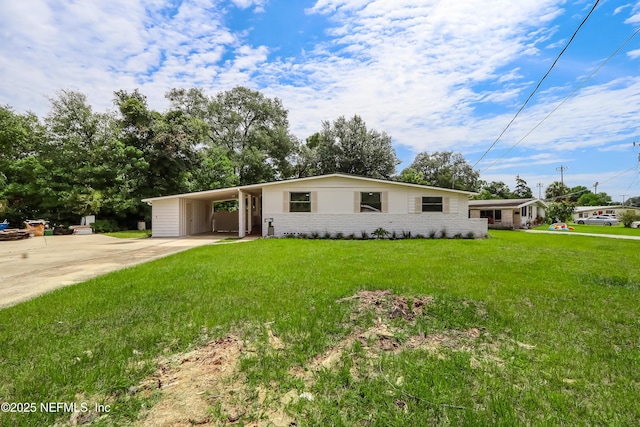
xmin=556 ymin=165 xmax=568 ymax=186
xmin=537 ymin=182 xmax=544 ymax=200
xmin=621 ymin=195 xmax=628 ymax=206
xmin=593 ymin=181 xmax=599 ymax=194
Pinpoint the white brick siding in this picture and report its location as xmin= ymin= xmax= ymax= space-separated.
xmin=264 ymin=213 xmax=487 ymax=238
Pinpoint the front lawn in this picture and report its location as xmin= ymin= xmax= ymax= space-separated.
xmin=0 ymin=231 xmax=638 ymax=426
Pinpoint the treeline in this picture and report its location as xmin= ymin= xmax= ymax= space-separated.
xmin=0 ymin=86 xmax=419 ymax=228
xmin=4 ymin=86 xmax=632 ymax=230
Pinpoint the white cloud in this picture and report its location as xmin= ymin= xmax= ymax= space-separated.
xmin=1 ymin=0 xmax=639 ymax=198
xmin=628 ymin=49 xmax=640 ymax=59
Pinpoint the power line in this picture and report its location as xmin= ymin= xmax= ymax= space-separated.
xmin=472 ymin=0 xmax=601 ymax=169
xmin=544 ymin=166 xmax=638 ymax=201
xmin=480 ymin=25 xmax=640 ymax=174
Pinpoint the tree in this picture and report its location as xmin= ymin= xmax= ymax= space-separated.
xmin=545 ymin=181 xmax=570 ymax=201
xmin=474 ymin=181 xmax=512 ymax=200
xmin=546 ymin=201 xmax=575 ymax=223
xmin=397 ymin=168 xmax=428 ymax=185
xmin=626 ymin=196 xmax=640 ymax=207
xmin=577 ymin=192 xmax=612 ymax=206
xmin=206 ymin=86 xmax=297 ymax=184
xmin=402 ymin=151 xmax=479 ymax=191
xmin=304 ymin=115 xmax=399 ymax=179
xmin=514 ymin=176 xmax=533 ymax=198
xmin=0 ymin=105 xmax=52 ymax=224
xmin=569 ymin=185 xmax=590 ymax=203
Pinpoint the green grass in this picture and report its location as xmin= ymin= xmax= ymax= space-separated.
xmin=533 ymin=223 xmax=640 ymax=236
xmin=1 ymin=231 xmax=639 ymax=425
xmin=103 ymin=230 xmax=152 ymax=238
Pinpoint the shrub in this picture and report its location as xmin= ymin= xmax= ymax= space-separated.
xmin=372 ymin=227 xmax=389 ymax=239
xmin=619 ymin=210 xmax=640 ymax=228
xmin=310 ymin=231 xmax=320 ymax=239
xmin=360 ymin=230 xmax=369 ymax=240
xmin=428 ymin=230 xmax=437 ymax=239
xmin=466 ymin=231 xmax=475 ymax=239
xmin=323 ymin=231 xmax=332 ymax=239
xmin=402 ymin=230 xmax=411 ymax=239
xmin=390 ymin=231 xmax=397 ymax=240
xmin=335 ymin=232 xmax=344 ymax=240
xmin=440 ymin=228 xmax=448 ymax=239
xmin=91 ymin=219 xmax=119 ymax=233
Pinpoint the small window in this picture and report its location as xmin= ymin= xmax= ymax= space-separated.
xmin=422 ymin=196 xmax=443 ymax=212
xmin=494 ymin=210 xmax=502 ymax=221
xmin=290 ymin=192 xmax=311 ymax=212
xmin=521 ymin=207 xmax=527 ymax=216
xmin=361 ymin=192 xmax=381 ymax=212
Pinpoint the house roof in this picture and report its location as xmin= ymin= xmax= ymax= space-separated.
xmin=468 ymin=198 xmax=547 ymax=210
xmin=574 ymin=205 xmax=624 ymax=212
xmin=141 ymin=173 xmax=477 ymax=204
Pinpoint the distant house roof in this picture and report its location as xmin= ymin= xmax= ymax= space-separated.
xmin=468 ymin=198 xmax=547 ymax=210
xmin=574 ymin=205 xmax=623 ymax=213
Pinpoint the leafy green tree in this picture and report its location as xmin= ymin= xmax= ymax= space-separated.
xmin=626 ymin=196 xmax=640 ymax=207
xmin=206 ymin=86 xmax=297 ymax=184
xmin=514 ymin=176 xmax=533 ymax=198
xmin=308 ymin=115 xmax=399 ymax=179
xmin=0 ymin=106 xmax=49 ymax=224
xmin=546 ymin=201 xmax=575 ymax=223
xmin=403 ymin=151 xmax=479 ymax=191
xmin=545 ymin=181 xmax=571 ymax=201
xmin=577 ymin=192 xmax=612 ymax=206
xmin=569 ymin=185 xmax=590 ymax=203
xmin=397 ymin=168 xmax=428 ymax=185
xmin=474 ymin=181 xmax=513 ymax=200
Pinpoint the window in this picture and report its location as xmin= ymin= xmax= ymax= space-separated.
xmin=361 ymin=192 xmax=381 ymax=212
xmin=422 ymin=196 xmax=443 ymax=212
xmin=480 ymin=209 xmax=502 ymax=222
xmin=290 ymin=192 xmax=311 ymax=212
xmin=521 ymin=207 xmax=527 ymax=217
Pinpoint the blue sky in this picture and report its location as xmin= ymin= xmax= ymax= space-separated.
xmin=2 ymin=0 xmax=640 ymax=201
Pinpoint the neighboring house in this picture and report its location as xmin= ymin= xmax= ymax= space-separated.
xmin=469 ymin=198 xmax=547 ymax=229
xmin=573 ymin=205 xmax=640 ymax=221
xmin=142 ymin=173 xmax=488 ymax=238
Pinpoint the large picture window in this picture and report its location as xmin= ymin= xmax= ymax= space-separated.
xmin=290 ymin=192 xmax=311 ymax=212
xmin=480 ymin=209 xmax=501 ymax=222
xmin=421 ymin=196 xmax=443 ymax=212
xmin=360 ymin=192 xmax=382 ymax=212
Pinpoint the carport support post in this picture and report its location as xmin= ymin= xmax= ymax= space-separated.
xmin=238 ymin=190 xmax=246 ymax=238
xmin=247 ymin=196 xmax=253 ymax=235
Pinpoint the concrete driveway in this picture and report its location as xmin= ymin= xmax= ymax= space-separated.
xmin=0 ymin=234 xmax=247 ymax=309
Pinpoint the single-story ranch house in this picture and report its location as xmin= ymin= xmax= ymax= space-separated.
xmin=142 ymin=174 xmax=488 ymax=238
xmin=469 ymin=198 xmax=547 ymax=229
xmin=573 ymin=205 xmax=640 ymax=221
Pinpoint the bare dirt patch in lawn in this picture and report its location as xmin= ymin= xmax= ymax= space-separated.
xmin=130 ymin=290 xmax=502 ymax=426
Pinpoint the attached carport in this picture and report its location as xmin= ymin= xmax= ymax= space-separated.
xmin=142 ymin=185 xmax=264 ymax=238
